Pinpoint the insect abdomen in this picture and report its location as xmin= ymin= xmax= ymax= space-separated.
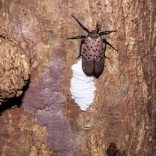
xmin=82 ymin=37 xmax=104 ymax=78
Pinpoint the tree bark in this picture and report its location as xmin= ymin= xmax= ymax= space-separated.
xmin=0 ymin=0 xmax=155 ymax=156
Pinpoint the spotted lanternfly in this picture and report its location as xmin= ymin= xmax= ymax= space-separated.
xmin=67 ymin=15 xmax=118 ymax=78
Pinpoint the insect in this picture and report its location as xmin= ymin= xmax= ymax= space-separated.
xmin=66 ymin=15 xmax=118 ymax=78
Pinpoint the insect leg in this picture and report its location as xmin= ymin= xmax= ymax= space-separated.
xmin=71 ymin=15 xmax=90 ymax=33
xmin=66 ymin=35 xmax=86 ymax=40
xmin=103 ymin=39 xmax=118 ymax=51
xmin=76 ymin=39 xmax=85 ymax=59
xmin=102 ymin=41 xmax=109 ymax=59
xmin=100 ymin=30 xmax=116 ymax=36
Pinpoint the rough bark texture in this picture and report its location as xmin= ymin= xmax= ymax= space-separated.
xmin=0 ymin=0 xmax=155 ymax=156
xmin=0 ymin=28 xmax=29 ymax=103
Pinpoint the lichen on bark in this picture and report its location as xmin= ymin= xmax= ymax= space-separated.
xmin=23 ymin=57 xmax=75 ymax=155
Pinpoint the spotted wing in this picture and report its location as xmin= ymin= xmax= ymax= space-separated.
xmin=82 ymin=37 xmax=105 ymax=78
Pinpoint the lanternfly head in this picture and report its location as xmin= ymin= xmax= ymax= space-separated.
xmin=89 ymin=30 xmax=100 ymax=39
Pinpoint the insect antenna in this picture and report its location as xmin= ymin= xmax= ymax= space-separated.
xmin=71 ymin=15 xmax=90 ymax=33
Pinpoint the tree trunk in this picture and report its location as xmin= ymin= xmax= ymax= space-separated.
xmin=0 ymin=0 xmax=155 ymax=156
